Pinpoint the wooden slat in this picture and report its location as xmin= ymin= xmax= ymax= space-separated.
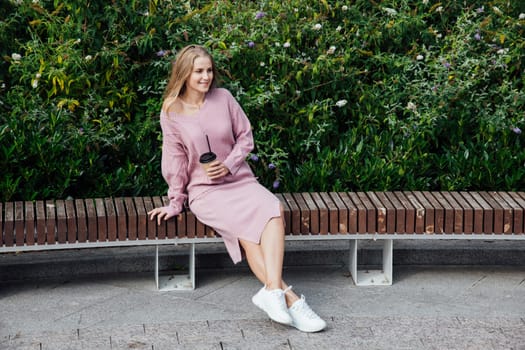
xmin=124 ymin=197 xmax=138 ymax=240
xmin=413 ymin=191 xmax=434 ymax=234
xmin=356 ymin=192 xmax=376 ymax=233
xmin=35 ymin=201 xmax=46 ymax=245
xmin=309 ymin=192 xmax=327 ymax=234
xmin=4 ymin=202 xmax=14 ymax=247
xmin=186 ymin=211 xmax=196 ymax=239
xmin=375 ymin=192 xmax=396 ymax=233
xmin=275 ymin=194 xmax=291 ymax=234
xmin=450 ymin=192 xmax=472 ymax=234
xmin=142 ymin=197 xmax=157 ymax=239
xmin=292 ymin=193 xmax=310 ymax=234
xmin=367 ymin=192 xmax=389 ymax=234
xmin=393 ymin=192 xmax=415 ymax=234
xmin=465 ymin=192 xmax=492 ymax=233
xmin=283 ymin=193 xmax=300 ymax=235
xmin=479 ymin=192 xmax=504 ymax=234
xmin=384 ymin=192 xmax=405 ymax=233
xmin=114 ymin=198 xmax=128 ymax=241
xmin=105 ymin=198 xmax=117 ymax=241
xmin=328 ymin=192 xmax=349 ymax=233
xmin=430 ymin=192 xmax=453 ymax=234
xmin=345 ymin=192 xmax=367 ymax=233
xmin=152 ymin=196 xmax=167 ymax=239
xmin=491 ymin=192 xmax=514 ymax=234
xmin=0 ymin=202 xmax=3 ymax=246
xmin=55 ymin=200 xmax=67 ymax=244
xmin=85 ymin=199 xmax=98 ymax=242
xmin=423 ymin=192 xmax=444 ymax=234
xmin=95 ymin=198 xmax=107 ymax=241
xmin=24 ymin=201 xmax=35 ymax=245
xmin=65 ymin=200 xmax=77 ymax=244
xmin=45 ymin=201 xmax=56 ymax=244
xmin=319 ymin=192 xmax=339 ymax=234
xmin=134 ymin=197 xmax=147 ymax=240
xmin=177 ymin=211 xmax=187 ymax=239
xmin=75 ymin=199 xmax=88 ymax=243
xmin=441 ymin=192 xmax=464 ymax=233
xmin=404 ymin=192 xmax=424 ymax=234
xmin=504 ymin=192 xmax=525 ymax=233
xmin=161 ymin=196 xmax=177 ymax=239
xmin=15 ymin=201 xmax=25 ymax=246
xmin=310 ymin=193 xmax=328 ymax=235
xmin=301 ymin=193 xmax=319 ymax=234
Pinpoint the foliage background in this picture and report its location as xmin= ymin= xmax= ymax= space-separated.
xmin=1 ymin=0 xmax=524 ymax=202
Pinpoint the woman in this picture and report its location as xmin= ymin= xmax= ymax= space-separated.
xmin=148 ymin=45 xmax=326 ymax=333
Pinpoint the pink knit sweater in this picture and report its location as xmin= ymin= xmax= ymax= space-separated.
xmin=159 ymin=88 xmax=257 ymax=217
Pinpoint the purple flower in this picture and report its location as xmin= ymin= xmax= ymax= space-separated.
xmin=512 ymin=127 xmax=522 ymax=135
xmin=248 ymin=41 xmax=255 ymax=48
xmin=250 ymin=154 xmax=259 ymax=162
xmin=476 ymin=6 xmax=484 ymax=14
xmin=156 ymin=50 xmax=167 ymax=57
xmin=443 ymin=61 xmax=451 ymax=69
xmin=272 ymin=180 xmax=280 ymax=189
xmin=474 ymin=32 xmax=481 ymax=41
xmin=255 ymin=11 xmax=266 ymax=20
xmin=268 ymin=163 xmax=276 ymax=170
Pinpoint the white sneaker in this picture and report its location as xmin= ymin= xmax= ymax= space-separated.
xmin=288 ymin=295 xmax=327 ymax=332
xmin=252 ymin=285 xmax=293 ymax=325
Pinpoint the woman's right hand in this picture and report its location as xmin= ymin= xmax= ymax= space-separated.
xmin=148 ymin=206 xmax=178 ymax=225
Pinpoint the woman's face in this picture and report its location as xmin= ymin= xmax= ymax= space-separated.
xmin=185 ymin=56 xmax=213 ymax=95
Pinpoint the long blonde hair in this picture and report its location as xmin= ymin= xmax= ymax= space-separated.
xmin=163 ymin=45 xmax=218 ymax=105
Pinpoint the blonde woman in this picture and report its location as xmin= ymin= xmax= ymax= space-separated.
xmin=148 ymin=45 xmax=326 ymax=332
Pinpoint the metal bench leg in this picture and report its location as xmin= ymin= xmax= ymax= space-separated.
xmin=349 ymin=239 xmax=393 ymax=286
xmin=155 ymin=244 xmax=196 ymax=291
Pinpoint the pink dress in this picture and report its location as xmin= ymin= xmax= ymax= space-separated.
xmin=159 ymin=88 xmax=281 ymax=263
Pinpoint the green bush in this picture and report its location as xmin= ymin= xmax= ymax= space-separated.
xmin=1 ymin=0 xmax=524 ymax=201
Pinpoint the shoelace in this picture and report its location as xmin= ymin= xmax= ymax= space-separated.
xmin=268 ymin=285 xmax=293 ymax=308
xmin=295 ymin=296 xmax=319 ymax=319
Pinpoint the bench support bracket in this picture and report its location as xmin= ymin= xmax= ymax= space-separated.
xmin=349 ymin=239 xmax=393 ymax=286
xmin=155 ymin=244 xmax=196 ymax=291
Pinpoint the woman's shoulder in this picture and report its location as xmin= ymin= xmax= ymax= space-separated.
xmin=208 ymin=87 xmax=235 ymax=101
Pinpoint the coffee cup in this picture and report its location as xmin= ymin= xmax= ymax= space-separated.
xmin=199 ymin=152 xmax=217 ymax=171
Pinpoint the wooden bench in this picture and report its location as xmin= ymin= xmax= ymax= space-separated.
xmin=2 ymin=192 xmax=525 ymax=290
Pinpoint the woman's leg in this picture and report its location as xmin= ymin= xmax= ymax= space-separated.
xmin=239 ymin=216 xmax=299 ymax=306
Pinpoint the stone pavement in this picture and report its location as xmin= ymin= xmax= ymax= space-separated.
xmin=1 ymin=260 xmax=525 ymax=349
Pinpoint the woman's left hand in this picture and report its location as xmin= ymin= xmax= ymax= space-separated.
xmin=206 ymin=160 xmax=230 ymax=180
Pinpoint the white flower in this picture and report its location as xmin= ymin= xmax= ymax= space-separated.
xmin=336 ymin=99 xmax=348 ymax=108
xmin=296 ymin=90 xmax=301 ymax=96
xmin=492 ymin=6 xmax=502 ymax=15
xmin=342 ymin=5 xmax=348 ymax=11
xmin=422 ymin=0 xmax=429 ymax=4
xmin=436 ymin=33 xmax=442 ymax=39
xmin=327 ymin=46 xmax=336 ymax=55
xmin=283 ymin=42 xmax=291 ymax=48
xmin=1 ymin=83 xmax=5 ymax=89
xmin=313 ymin=23 xmax=322 ymax=31
xmin=435 ymin=6 xmax=443 ymax=13
xmin=260 ymin=62 xmax=265 ymax=67
xmin=336 ymin=25 xmax=342 ymax=32
xmin=382 ymin=7 xmax=398 ymax=16
xmin=407 ymin=102 xmax=417 ymax=111
xmin=275 ymin=42 xmax=281 ymax=47
xmin=497 ymin=48 xmax=508 ymax=55
xmin=31 ymin=79 xmax=38 ymax=89
xmin=519 ymin=13 xmax=525 ymax=20
xmin=143 ymin=11 xmax=149 ymax=16
xmin=35 ymin=73 xmax=41 ymax=78
xmin=416 ymin=54 xmax=424 ymax=60
xmin=75 ymin=38 xmax=81 ymax=44
xmin=32 ymin=0 xmax=39 ymax=3
xmin=85 ymin=55 xmax=93 ymax=61
xmin=104 ymin=108 xmax=109 ymax=113
xmin=11 ymin=53 xmax=21 ymax=61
